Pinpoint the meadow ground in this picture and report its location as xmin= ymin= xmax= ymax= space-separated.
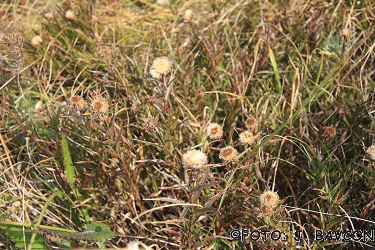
xmin=0 ymin=0 xmax=375 ymax=249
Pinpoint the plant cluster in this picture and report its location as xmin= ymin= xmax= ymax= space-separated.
xmin=1 ymin=0 xmax=375 ymax=249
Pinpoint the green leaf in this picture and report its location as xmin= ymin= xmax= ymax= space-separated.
xmin=0 ymin=225 xmax=49 ymax=250
xmin=37 ymin=222 xmax=118 ymax=242
xmin=268 ymin=46 xmax=281 ymax=93
xmin=61 ymin=134 xmax=75 ymax=186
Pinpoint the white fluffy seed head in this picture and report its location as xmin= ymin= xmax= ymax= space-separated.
xmin=182 ymin=149 xmax=208 ymax=168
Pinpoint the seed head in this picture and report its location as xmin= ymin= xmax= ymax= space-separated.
xmin=239 ymin=130 xmax=257 ymax=145
xmin=31 ymin=35 xmax=43 ymax=47
xmin=144 ymin=116 xmax=159 ymax=131
xmin=366 ymin=145 xmax=375 ymax=161
xmin=34 ymin=101 xmax=44 ymax=113
xmin=156 ymin=0 xmax=169 ymax=6
xmin=65 ymin=10 xmax=75 ymax=19
xmin=45 ymin=12 xmax=53 ymax=20
xmin=206 ymin=123 xmax=223 ymax=139
xmin=260 ymin=190 xmax=279 ymax=209
xmin=245 ymin=116 xmax=258 ymax=131
xmin=182 ymin=149 xmax=208 ymax=168
xmin=91 ymin=98 xmax=108 ymax=113
xmin=69 ymin=95 xmax=86 ymax=110
xmin=183 ymin=9 xmax=195 ymax=22
xmin=322 ymin=126 xmax=336 ymax=139
xmin=219 ymin=146 xmax=238 ymax=162
xmin=150 ymin=57 xmax=172 ymax=79
xmin=342 ymin=28 xmax=351 ymax=39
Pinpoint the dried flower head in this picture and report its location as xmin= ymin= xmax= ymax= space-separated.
xmin=150 ymin=57 xmax=172 ymax=79
xmin=183 ymin=9 xmax=195 ymax=22
xmin=156 ymin=0 xmax=169 ymax=6
xmin=144 ymin=115 xmax=159 ymax=131
xmin=260 ymin=190 xmax=279 ymax=209
xmin=245 ymin=116 xmax=258 ymax=131
xmin=31 ymin=35 xmax=43 ymax=47
xmin=65 ymin=10 xmax=75 ymax=19
xmin=69 ymin=95 xmax=86 ymax=110
xmin=91 ymin=98 xmax=109 ymax=113
xmin=366 ymin=145 xmax=375 ymax=161
xmin=219 ymin=146 xmax=238 ymax=162
xmin=239 ymin=131 xmax=257 ymax=145
xmin=322 ymin=126 xmax=336 ymax=139
xmin=206 ymin=123 xmax=223 ymax=139
xmin=264 ymin=10 xmax=276 ymax=23
xmin=341 ymin=28 xmax=351 ymax=39
xmin=182 ymin=149 xmax=208 ymax=168
xmin=45 ymin=12 xmax=53 ymax=20
xmin=34 ymin=101 xmax=44 ymax=113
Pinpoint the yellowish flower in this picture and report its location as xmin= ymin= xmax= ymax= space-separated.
xmin=182 ymin=149 xmax=208 ymax=168
xmin=31 ymin=35 xmax=43 ymax=47
xmin=322 ymin=126 xmax=336 ymax=139
xmin=219 ymin=146 xmax=238 ymax=162
xmin=150 ymin=57 xmax=172 ymax=79
xmin=65 ymin=10 xmax=75 ymax=19
xmin=260 ymin=190 xmax=279 ymax=209
xmin=69 ymin=95 xmax=86 ymax=110
xmin=91 ymin=97 xmax=108 ymax=113
xmin=366 ymin=145 xmax=375 ymax=161
xmin=341 ymin=28 xmax=351 ymax=39
xmin=143 ymin=116 xmax=159 ymax=131
xmin=156 ymin=0 xmax=169 ymax=6
xmin=206 ymin=123 xmax=223 ymax=139
xmin=239 ymin=131 xmax=256 ymax=145
xmin=34 ymin=101 xmax=44 ymax=113
xmin=183 ymin=9 xmax=195 ymax=22
xmin=245 ymin=116 xmax=257 ymax=131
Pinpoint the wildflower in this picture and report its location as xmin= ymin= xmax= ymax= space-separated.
xmin=183 ymin=9 xmax=195 ymax=22
xmin=150 ymin=57 xmax=172 ymax=79
xmin=65 ymin=10 xmax=75 ymax=19
xmin=91 ymin=97 xmax=109 ymax=113
xmin=366 ymin=145 xmax=375 ymax=161
xmin=260 ymin=190 xmax=279 ymax=209
xmin=182 ymin=149 xmax=208 ymax=168
xmin=31 ymin=35 xmax=43 ymax=47
xmin=69 ymin=95 xmax=86 ymax=110
xmin=219 ymin=146 xmax=238 ymax=162
xmin=322 ymin=126 xmax=336 ymax=139
xmin=45 ymin=12 xmax=53 ymax=20
xmin=156 ymin=0 xmax=169 ymax=6
xmin=245 ymin=116 xmax=258 ymax=131
xmin=143 ymin=115 xmax=159 ymax=131
xmin=206 ymin=123 xmax=223 ymax=139
xmin=239 ymin=130 xmax=256 ymax=145
xmin=341 ymin=28 xmax=351 ymax=39
xmin=34 ymin=101 xmax=44 ymax=113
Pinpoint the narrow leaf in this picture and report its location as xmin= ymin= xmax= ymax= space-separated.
xmin=268 ymin=47 xmax=281 ymax=92
xmin=61 ymin=135 xmax=75 ymax=186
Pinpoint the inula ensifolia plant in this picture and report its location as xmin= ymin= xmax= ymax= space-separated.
xmin=239 ymin=130 xmax=257 ymax=146
xmin=206 ymin=122 xmax=223 ymax=139
xmin=366 ymin=145 xmax=375 ymax=161
xmin=88 ymin=89 xmax=109 ymax=114
xmin=149 ymin=57 xmax=173 ymax=79
xmin=182 ymin=149 xmax=208 ymax=169
xmin=245 ymin=116 xmax=258 ymax=132
xmin=219 ymin=146 xmax=238 ymax=162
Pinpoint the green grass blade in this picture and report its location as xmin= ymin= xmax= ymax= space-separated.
xmin=269 ymin=46 xmax=281 ymax=92
xmin=61 ymin=134 xmax=75 ymax=186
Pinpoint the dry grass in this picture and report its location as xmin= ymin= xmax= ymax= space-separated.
xmin=1 ymin=0 xmax=375 ymax=249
